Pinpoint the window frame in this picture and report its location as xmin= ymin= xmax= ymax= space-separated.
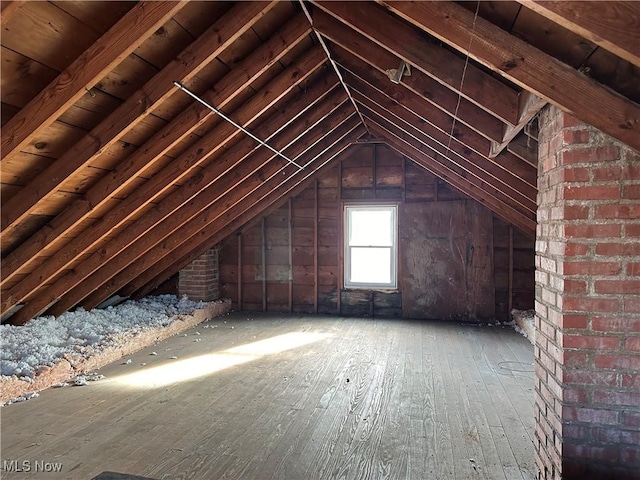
xmin=343 ymin=203 xmax=398 ymax=290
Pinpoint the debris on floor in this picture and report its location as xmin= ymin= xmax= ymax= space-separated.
xmin=511 ymin=309 xmax=535 ymax=344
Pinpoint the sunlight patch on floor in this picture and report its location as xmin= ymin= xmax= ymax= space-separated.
xmin=110 ymin=331 xmax=331 ymax=388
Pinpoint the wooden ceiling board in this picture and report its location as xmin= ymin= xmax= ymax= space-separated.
xmin=1 ymin=1 xmax=100 ymax=71
xmin=49 ymin=1 xmax=137 ymax=34
xmin=0 ymin=1 xmax=277 ymax=245
xmin=0 ymin=47 xmax=58 ymax=110
xmin=511 ymin=6 xmax=596 ymax=68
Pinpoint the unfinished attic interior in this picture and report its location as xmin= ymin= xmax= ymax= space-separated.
xmin=1 ymin=1 xmax=639 ymax=479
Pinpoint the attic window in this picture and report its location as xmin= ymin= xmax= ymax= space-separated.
xmin=344 ymin=204 xmax=398 ymax=289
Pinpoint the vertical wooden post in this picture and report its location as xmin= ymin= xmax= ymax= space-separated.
xmin=314 ymin=178 xmax=319 ymax=313
xmin=372 ymin=144 xmax=377 ymax=198
xmin=370 ymin=291 xmax=374 ymax=318
xmin=401 ymin=155 xmax=407 ymax=204
xmin=262 ymin=217 xmax=267 ymax=312
xmin=288 ymin=198 xmax=293 ymax=313
xmin=508 ymin=225 xmax=514 ymax=317
xmin=237 ymin=233 xmax=243 ymax=311
xmin=337 ymin=160 xmax=343 ymax=316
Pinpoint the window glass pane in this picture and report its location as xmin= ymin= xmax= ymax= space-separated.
xmin=349 ymin=247 xmax=391 ymax=283
xmin=348 ymin=209 xmax=393 ymax=246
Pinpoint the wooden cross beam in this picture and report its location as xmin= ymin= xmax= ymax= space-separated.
xmin=380 ymin=0 xmax=640 ymax=152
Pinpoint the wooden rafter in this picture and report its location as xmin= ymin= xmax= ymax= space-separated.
xmin=0 ymin=1 xmax=278 ymax=240
xmin=0 ymin=13 xmax=313 ymax=289
xmin=379 ymin=0 xmax=640 ymax=152
xmin=312 ymin=9 xmax=505 ymax=143
xmin=489 ymin=91 xmax=547 ymax=158
xmin=346 ymin=75 xmax=537 ymax=207
xmin=332 ymin=47 xmax=536 ymax=187
xmin=128 ymin=133 xmax=363 ymax=300
xmin=65 ymin=115 xmax=362 ymax=313
xmin=354 ymin=98 xmax=536 ymax=217
xmin=0 ymin=1 xmax=186 ymax=162
xmin=1 ymin=47 xmax=330 ymax=319
xmin=517 ymin=1 xmax=640 ymax=67
xmin=312 ymin=0 xmax=520 ymax=124
xmin=367 ymin=119 xmax=535 ymax=236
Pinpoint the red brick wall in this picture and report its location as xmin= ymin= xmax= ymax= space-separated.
xmin=536 ymin=104 xmax=640 ymax=479
xmin=178 ymin=246 xmax=219 ymax=301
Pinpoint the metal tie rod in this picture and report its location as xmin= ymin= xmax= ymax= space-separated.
xmin=173 ymin=81 xmax=304 ymax=170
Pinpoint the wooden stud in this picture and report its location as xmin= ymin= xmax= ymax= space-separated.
xmin=366 ymin=119 xmax=536 ymax=236
xmin=238 ymin=233 xmax=243 ymax=311
xmin=0 ymin=1 xmax=278 ymax=238
xmin=337 ymin=173 xmax=343 ymax=317
xmin=1 ymin=1 xmax=186 ymax=161
xmin=132 ymin=141 xmax=362 ymax=300
xmin=372 ymin=143 xmax=377 ymax=198
xmin=381 ymin=0 xmax=640 ymax=151
xmin=39 ymin=111 xmax=360 ymax=320
xmin=508 ymin=225 xmax=514 ymax=316
xmin=83 ymin=123 xmax=365 ymax=311
xmin=353 ymin=93 xmax=537 ymax=216
xmin=313 ymin=178 xmax=319 ymax=314
xmin=401 ymin=155 xmax=406 ymax=204
xmin=288 ymin=197 xmax=293 ymax=313
xmin=262 ymin=217 xmax=267 ymax=313
xmin=131 ymin=142 xmax=366 ymax=296
xmin=336 ymin=53 xmax=536 ymax=188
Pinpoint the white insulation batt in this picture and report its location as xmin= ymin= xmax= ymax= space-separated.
xmin=1 ymin=295 xmax=231 ymax=404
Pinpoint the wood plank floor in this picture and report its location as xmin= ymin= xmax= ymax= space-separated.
xmin=1 ymin=313 xmax=536 ymax=480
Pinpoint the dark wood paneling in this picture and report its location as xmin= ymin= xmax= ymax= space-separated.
xmin=400 ymin=200 xmax=495 ymax=321
xmin=218 ymin=145 xmax=533 ymax=321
